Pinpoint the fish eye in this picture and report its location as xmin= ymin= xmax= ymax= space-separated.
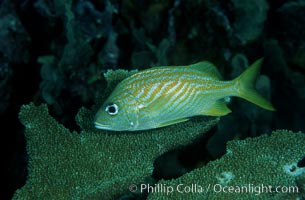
xmin=105 ymin=103 xmax=119 ymax=115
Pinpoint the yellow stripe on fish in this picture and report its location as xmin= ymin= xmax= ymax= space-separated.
xmin=94 ymin=58 xmax=275 ymax=131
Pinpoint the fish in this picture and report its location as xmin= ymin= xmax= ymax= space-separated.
xmin=94 ymin=58 xmax=275 ymax=131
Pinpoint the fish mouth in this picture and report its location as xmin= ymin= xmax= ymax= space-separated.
xmin=94 ymin=122 xmax=112 ymax=130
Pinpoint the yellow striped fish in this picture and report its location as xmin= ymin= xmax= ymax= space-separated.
xmin=95 ymin=58 xmax=275 ymax=131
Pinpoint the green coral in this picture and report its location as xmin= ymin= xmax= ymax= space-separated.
xmin=147 ymin=130 xmax=305 ymax=200
xmin=13 ymin=70 xmax=218 ymax=199
xmin=15 ymin=68 xmax=304 ymax=199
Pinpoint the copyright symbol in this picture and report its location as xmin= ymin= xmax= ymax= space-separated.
xmin=129 ymin=184 xmax=137 ymax=192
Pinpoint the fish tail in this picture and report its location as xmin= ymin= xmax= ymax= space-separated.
xmin=234 ymin=58 xmax=276 ymax=111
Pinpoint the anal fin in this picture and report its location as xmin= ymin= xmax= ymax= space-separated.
xmin=201 ymin=100 xmax=231 ymax=116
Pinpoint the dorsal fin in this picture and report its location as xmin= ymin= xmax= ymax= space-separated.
xmin=189 ymin=61 xmax=222 ymax=80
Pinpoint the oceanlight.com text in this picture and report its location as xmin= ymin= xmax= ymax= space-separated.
xmin=129 ymin=183 xmax=299 ymax=196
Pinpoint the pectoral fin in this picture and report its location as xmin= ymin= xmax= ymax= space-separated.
xmin=201 ymin=100 xmax=231 ymax=116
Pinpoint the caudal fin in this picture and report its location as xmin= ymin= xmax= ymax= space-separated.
xmin=234 ymin=58 xmax=276 ymax=111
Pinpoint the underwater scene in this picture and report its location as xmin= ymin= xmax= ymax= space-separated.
xmin=1 ymin=0 xmax=305 ymax=199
